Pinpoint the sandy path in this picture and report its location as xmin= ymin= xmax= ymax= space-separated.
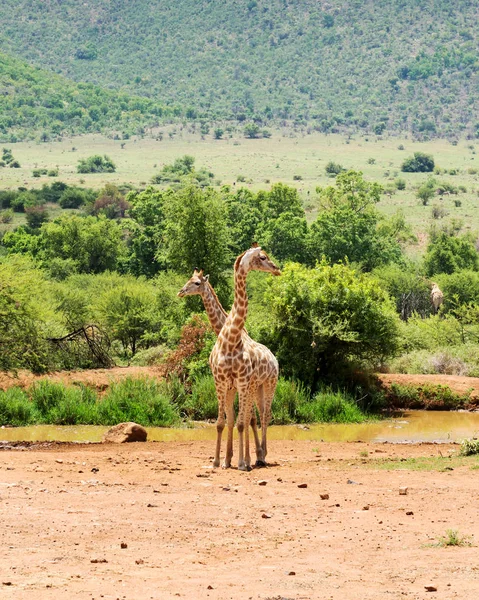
xmin=1 ymin=440 xmax=478 ymax=599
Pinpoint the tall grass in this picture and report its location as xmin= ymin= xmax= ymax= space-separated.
xmin=0 ymin=375 xmax=371 ymax=427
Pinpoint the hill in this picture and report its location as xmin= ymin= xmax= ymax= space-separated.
xmin=1 ymin=0 xmax=479 ymax=138
xmin=0 ymin=52 xmax=179 ymax=141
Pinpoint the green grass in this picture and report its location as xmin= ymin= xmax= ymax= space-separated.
xmin=2 ymin=132 xmax=479 ymax=237
xmin=368 ymin=454 xmax=479 ymax=472
xmin=386 ymin=382 xmax=472 ymax=410
xmin=459 ymin=438 xmax=479 ymax=456
xmin=432 ymin=529 xmax=474 ymax=548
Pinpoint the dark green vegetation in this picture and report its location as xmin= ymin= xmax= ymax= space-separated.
xmin=1 ymin=1 xmax=479 ymax=138
xmin=0 ymin=52 xmax=176 ymax=142
xmin=2 ymin=164 xmax=479 ymax=424
xmin=0 ymin=377 xmax=369 ymax=427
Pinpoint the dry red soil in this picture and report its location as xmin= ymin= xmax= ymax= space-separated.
xmin=1 ymin=439 xmax=478 ymax=600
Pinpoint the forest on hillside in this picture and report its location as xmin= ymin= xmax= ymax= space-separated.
xmin=1 ymin=0 xmax=479 ymax=139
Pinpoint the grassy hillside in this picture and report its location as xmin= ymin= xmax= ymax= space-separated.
xmin=1 ymin=0 xmax=479 ymax=137
xmin=0 ymin=52 xmax=179 ymax=141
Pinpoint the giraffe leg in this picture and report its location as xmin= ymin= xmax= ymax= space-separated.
xmin=254 ymin=385 xmax=266 ymax=467
xmin=260 ymin=378 xmax=277 ymax=464
xmin=223 ymin=388 xmax=236 ymax=469
xmin=236 ymin=387 xmax=252 ymax=472
xmin=213 ymin=383 xmax=228 ymax=468
xmin=250 ymin=408 xmax=263 ymax=466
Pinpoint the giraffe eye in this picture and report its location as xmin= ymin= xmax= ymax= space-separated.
xmin=260 ymin=255 xmax=266 ymax=261
xmin=194 ymin=281 xmax=201 ymax=285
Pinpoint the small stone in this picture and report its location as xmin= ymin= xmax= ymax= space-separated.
xmin=399 ymin=487 xmax=408 ymax=495
xmin=261 ymin=513 xmax=272 ymax=519
xmin=90 ymin=559 xmax=108 ymax=564
xmin=277 ymin=477 xmax=283 ymax=482
xmin=258 ymin=480 xmax=268 ymax=486
xmin=406 ymin=511 xmax=414 ymax=515
xmin=222 ymin=487 xmax=231 ymax=491
xmin=320 ymin=493 xmax=329 ymax=500
xmin=347 ymin=479 xmax=362 ymax=485
xmin=147 ymin=504 xmax=158 ymax=508
xmin=135 ymin=559 xmax=144 ymax=565
xmin=424 ymin=585 xmax=437 ymax=592
xmin=287 ymin=571 xmax=296 ymax=576
xmin=2 ymin=582 xmax=12 ymax=586
xmin=120 ymin=542 xmax=127 ymax=549
xmin=363 ymin=505 xmax=369 ymax=511
xmin=207 ymin=585 xmax=213 ymax=590
xmin=297 ymin=483 xmax=308 ymax=489
xmin=91 ymin=467 xmax=99 ymax=473
xmin=55 ymin=459 xmax=63 ymax=464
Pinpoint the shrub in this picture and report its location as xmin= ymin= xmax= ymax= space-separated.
xmin=325 ymin=161 xmax=345 ymax=175
xmin=59 ymin=187 xmax=88 ymax=208
xmin=395 ymin=178 xmax=406 ymax=190
xmin=401 ymin=152 xmax=435 ymax=173
xmin=460 ymin=438 xmax=479 ymax=456
xmin=98 ymin=378 xmax=179 ymax=426
xmin=77 ymin=155 xmax=116 ymax=174
xmin=386 ymin=382 xmax=471 ymax=410
xmin=431 ymin=204 xmax=448 ymax=219
xmin=271 ymin=378 xmax=311 ymax=424
xmin=183 ymin=375 xmax=219 ymax=420
xmin=0 ymin=208 xmax=14 ymax=223
xmin=298 ymin=388 xmax=368 ymax=423
xmin=0 ymin=387 xmax=37 ymax=426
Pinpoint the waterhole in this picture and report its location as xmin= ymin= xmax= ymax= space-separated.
xmin=1 ymin=411 xmax=479 ymax=443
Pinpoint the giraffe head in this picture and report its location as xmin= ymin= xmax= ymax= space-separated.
xmin=177 ymin=268 xmax=210 ymax=297
xmin=236 ymin=244 xmax=281 ymax=276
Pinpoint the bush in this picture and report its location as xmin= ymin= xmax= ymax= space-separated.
xmin=183 ymin=375 xmax=219 ymax=420
xmin=401 ymin=152 xmax=435 ymax=173
xmin=386 ymin=382 xmax=471 ymax=410
xmin=254 ymin=262 xmax=400 ymax=388
xmin=59 ymin=187 xmax=89 ymax=208
xmin=0 ymin=387 xmax=37 ymax=426
xmin=325 ymin=161 xmax=345 ymax=175
xmin=271 ymin=378 xmax=311 ymax=424
xmin=0 ymin=208 xmax=14 ymax=223
xmin=98 ymin=378 xmax=179 ymax=426
xmin=298 ymin=389 xmax=368 ymax=423
xmin=77 ymin=155 xmax=116 ymax=174
xmin=395 ymin=178 xmax=406 ymax=190
xmin=459 ymin=438 xmax=479 ymax=456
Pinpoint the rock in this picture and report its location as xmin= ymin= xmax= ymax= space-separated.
xmin=258 ymin=480 xmax=268 ymax=486
xmin=406 ymin=511 xmax=414 ymax=515
xmin=297 ymin=483 xmax=308 ymax=488
xmin=120 ymin=542 xmax=127 ymax=549
xmin=399 ymin=486 xmax=408 ymax=495
xmin=320 ymin=493 xmax=329 ymax=500
xmin=261 ymin=513 xmax=272 ymax=519
xmin=363 ymin=505 xmax=369 ymax=511
xmin=102 ymin=422 xmax=147 ymax=443
xmin=424 ymin=586 xmax=437 ymax=592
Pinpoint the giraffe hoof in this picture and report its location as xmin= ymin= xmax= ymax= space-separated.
xmin=212 ymin=460 xmax=220 ymax=468
xmin=222 ymin=462 xmax=231 ymax=469
xmin=238 ymin=464 xmax=252 ymax=472
xmin=255 ymin=460 xmax=267 ymax=468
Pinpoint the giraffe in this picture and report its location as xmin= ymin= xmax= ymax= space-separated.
xmin=430 ymin=282 xmax=444 ymax=314
xmin=209 ymin=245 xmax=280 ymax=471
xmin=177 ymin=268 xmax=279 ymax=469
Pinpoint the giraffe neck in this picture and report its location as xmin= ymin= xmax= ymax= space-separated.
xmin=201 ymin=283 xmax=227 ymax=336
xmin=219 ymin=264 xmax=249 ymax=348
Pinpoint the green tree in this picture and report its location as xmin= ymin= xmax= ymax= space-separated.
xmin=424 ymin=229 xmax=479 ymax=276
xmin=38 ymin=215 xmax=124 ymax=274
xmin=307 ymin=171 xmax=403 ymax=270
xmin=401 ymin=152 xmax=435 ymax=173
xmin=244 ymin=123 xmax=261 ymax=138
xmin=77 ymin=155 xmax=116 ymax=174
xmin=257 ymin=212 xmax=308 ymax=263
xmin=252 ymin=262 xmax=399 ymax=388
xmin=162 ymin=185 xmax=231 ymax=300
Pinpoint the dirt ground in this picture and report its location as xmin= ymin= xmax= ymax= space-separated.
xmin=1 ymin=439 xmax=479 ymax=600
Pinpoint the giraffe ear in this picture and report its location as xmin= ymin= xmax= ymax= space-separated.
xmin=204 ymin=274 xmax=210 ymax=282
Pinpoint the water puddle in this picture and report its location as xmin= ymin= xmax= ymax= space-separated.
xmin=1 ymin=411 xmax=479 ymax=444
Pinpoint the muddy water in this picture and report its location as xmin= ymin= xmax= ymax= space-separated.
xmin=1 ymin=411 xmax=479 ymax=444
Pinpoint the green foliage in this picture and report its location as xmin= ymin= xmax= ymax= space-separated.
xmin=98 ymin=378 xmax=180 ymax=426
xmin=373 ymin=264 xmax=431 ymax=320
xmin=424 ymin=228 xmax=479 ymax=276
xmin=2 ymin=3 xmax=479 ymax=137
xmin=183 ymin=375 xmax=219 ymax=420
xmin=390 ymin=345 xmax=479 ymax=377
xmin=0 ymin=52 xmax=175 ymax=141
xmin=30 ymin=380 xmax=98 ymax=424
xmin=0 ymin=387 xmax=36 ymax=426
xmin=325 ymin=161 xmax=345 ymax=175
xmin=77 ymin=154 xmax=116 ymax=174
xmin=151 ymin=155 xmax=213 ymax=186
xmin=252 ymin=262 xmax=400 ymax=388
xmin=401 ymin=152 xmax=435 ymax=173
xmin=162 ymin=185 xmax=232 ymax=300
xmin=386 ymin=382 xmax=471 ymax=410
xmin=433 ymin=530 xmax=473 ymax=547
xmin=435 ymin=270 xmax=479 ymax=313
xmin=308 ymin=171 xmax=403 ymax=270
xmin=416 ymin=178 xmax=436 ymax=205
xmin=0 ymin=256 xmax=52 ymax=372
xmin=58 ymin=187 xmax=91 ymax=208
